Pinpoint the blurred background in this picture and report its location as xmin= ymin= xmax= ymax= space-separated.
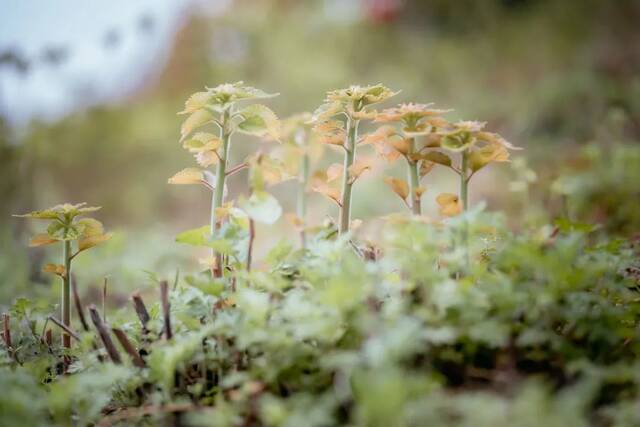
xmin=1 ymin=0 xmax=639 ymax=305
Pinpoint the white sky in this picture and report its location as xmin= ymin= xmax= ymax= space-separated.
xmin=0 ymin=0 xmax=203 ymax=126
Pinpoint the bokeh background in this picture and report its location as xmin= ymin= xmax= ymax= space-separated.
xmin=1 ymin=0 xmax=639 ymax=305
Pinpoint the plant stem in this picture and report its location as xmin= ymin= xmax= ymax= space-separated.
xmin=407 ymin=138 xmax=422 ymax=216
xmin=211 ymin=110 xmax=231 ymax=278
xmin=459 ymin=149 xmax=470 ymax=272
xmin=297 ymin=137 xmax=310 ymax=247
xmin=460 ymin=149 xmax=469 ymax=211
xmin=339 ymin=116 xmax=359 ymax=235
xmin=62 ymin=240 xmax=71 ymax=348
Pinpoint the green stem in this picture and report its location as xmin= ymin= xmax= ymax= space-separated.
xmin=339 ymin=116 xmax=359 ymax=235
xmin=460 ymin=149 xmax=470 ymax=272
xmin=62 ymin=240 xmax=71 ymax=348
xmin=407 ymin=138 xmax=421 ymax=216
xmin=460 ymin=149 xmax=469 ymax=211
xmin=297 ymin=143 xmax=310 ymax=247
xmin=211 ymin=111 xmax=231 ymax=278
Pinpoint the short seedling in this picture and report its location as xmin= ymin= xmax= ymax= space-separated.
xmin=14 ymin=203 xmax=111 ymax=348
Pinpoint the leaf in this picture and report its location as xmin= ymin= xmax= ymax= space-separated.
xmin=29 ymin=234 xmax=59 ymax=247
xmin=423 ymin=151 xmax=452 ymax=167
xmin=180 ymin=91 xmax=214 ymax=114
xmin=436 ymin=193 xmax=462 ymax=217
xmin=43 ymin=264 xmax=66 ymax=278
xmin=311 ymin=183 xmax=341 ymax=206
xmin=440 ymin=132 xmax=475 ymax=152
xmin=348 ymin=158 xmax=374 ymax=183
xmin=13 ymin=203 xmax=100 ymax=220
xmin=384 ymin=177 xmax=409 ymax=201
xmin=419 ymin=161 xmax=435 ymax=178
xmin=168 ymin=168 xmax=205 ymax=186
xmin=388 ymin=138 xmax=411 ymax=155
xmin=326 ymin=163 xmax=343 ymax=182
xmin=77 ymin=218 xmax=104 ymax=237
xmin=176 ymin=225 xmax=210 ymax=246
xmin=236 ymin=104 xmax=280 ymax=138
xmin=47 ymin=221 xmax=81 ymax=241
xmin=195 ymin=150 xmax=219 ymax=168
xmin=180 ymin=109 xmax=213 ymax=141
xmin=239 ymin=191 xmax=283 ymax=225
xmin=77 ymin=233 xmax=112 ymax=253
xmin=468 ymin=144 xmax=510 ymax=173
xmin=182 ymin=133 xmax=222 ymax=152
xmin=359 ymin=126 xmax=397 ymax=145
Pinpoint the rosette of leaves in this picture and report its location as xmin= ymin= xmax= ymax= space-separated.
xmin=169 ymin=82 xmax=279 ymax=277
xmin=368 ymin=103 xmax=452 ymax=215
xmin=431 ymin=120 xmax=519 ymax=214
xmin=13 ymin=203 xmax=111 ymax=348
xmin=311 ymin=84 xmax=397 ymax=235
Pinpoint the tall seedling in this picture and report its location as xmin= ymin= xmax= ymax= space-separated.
xmin=169 ymin=82 xmax=279 ymax=277
xmin=14 ymin=203 xmax=111 ymax=348
xmin=311 ymin=85 xmax=397 ymax=235
xmin=272 ymin=113 xmax=321 ymax=247
xmin=367 ymin=103 xmax=452 ymax=215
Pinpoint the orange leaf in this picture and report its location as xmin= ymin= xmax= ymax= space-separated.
xmin=384 ymin=177 xmax=409 ymax=201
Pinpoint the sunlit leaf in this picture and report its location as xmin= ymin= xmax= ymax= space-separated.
xmin=236 ymin=104 xmax=280 ymax=138
xmin=175 ymin=225 xmax=210 ymax=246
xmin=43 ymin=263 xmax=66 ymax=278
xmin=436 ymin=193 xmax=462 ymax=217
xmin=419 ymin=161 xmax=435 ymax=178
xmin=180 ymin=109 xmax=213 ymax=141
xmin=348 ymin=157 xmax=374 ymax=183
xmin=77 ymin=218 xmax=104 ymax=237
xmin=384 ymin=177 xmax=409 ymax=201
xmin=29 ymin=234 xmax=59 ymax=247
xmin=179 ymin=91 xmax=214 ymax=114
xmin=168 ymin=168 xmax=205 ymax=186
xmin=469 ymin=144 xmax=510 ymax=173
xmin=77 ymin=233 xmax=112 ymax=253
xmin=422 ymin=151 xmax=452 ymax=167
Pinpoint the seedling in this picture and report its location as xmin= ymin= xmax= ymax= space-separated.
xmin=273 ymin=113 xmax=319 ymax=247
xmin=169 ymin=82 xmax=279 ymax=277
xmin=13 ymin=203 xmax=111 ymax=348
xmin=368 ymin=103 xmax=451 ymax=215
xmin=239 ymin=153 xmax=286 ymax=270
xmin=432 ymin=120 xmax=518 ymax=216
xmin=311 ymin=84 xmax=397 ymax=235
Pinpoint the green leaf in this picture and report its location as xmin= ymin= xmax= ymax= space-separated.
xmin=423 ymin=151 xmax=452 ymax=167
xmin=175 ymin=225 xmax=236 ymax=253
xmin=180 ymin=109 xmax=213 ymax=141
xmin=239 ymin=191 xmax=283 ymax=225
xmin=236 ymin=104 xmax=279 ymax=138
xmin=176 ymin=225 xmax=210 ymax=246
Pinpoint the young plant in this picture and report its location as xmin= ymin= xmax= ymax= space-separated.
xmin=432 ymin=120 xmax=519 ymax=215
xmin=311 ymin=84 xmax=397 ymax=235
xmin=239 ymin=153 xmax=286 ymax=270
xmin=272 ymin=113 xmax=320 ymax=248
xmin=367 ymin=103 xmax=452 ymax=215
xmin=13 ymin=203 xmax=111 ymax=348
xmin=169 ymin=82 xmax=279 ymax=277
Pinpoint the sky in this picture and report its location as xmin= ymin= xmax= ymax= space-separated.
xmin=0 ymin=0 xmax=226 ymax=126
